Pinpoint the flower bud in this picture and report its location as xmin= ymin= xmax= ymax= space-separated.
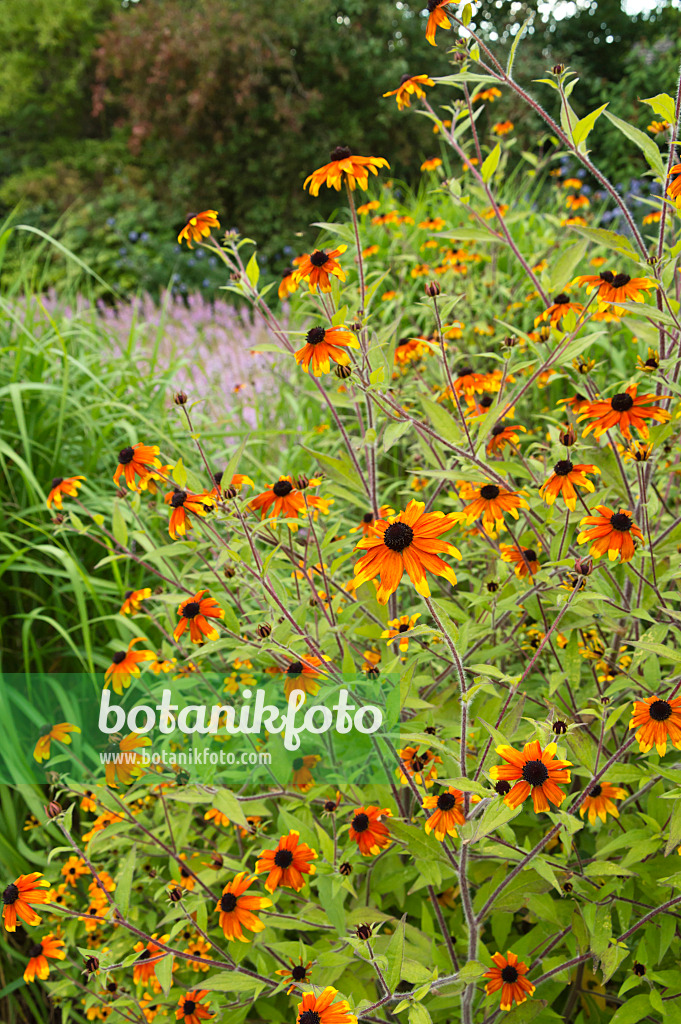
xmin=562 ymin=881 xmax=573 ymax=893
xmin=553 ymin=63 xmax=565 ymax=74
xmin=574 ymin=556 xmax=593 ymax=576
xmin=45 ymin=801 xmax=62 ymax=819
xmin=552 ymin=720 xmax=568 ymax=735
xmin=224 ymin=566 xmax=236 ymax=579
xmin=339 ymin=862 xmax=353 ymax=876
xmin=633 ymin=962 xmax=646 ymax=977
xmin=366 ymin=666 xmax=380 ymax=679
xmin=559 ymin=424 xmax=575 ymax=446
xmin=211 ymin=852 xmax=224 ymax=869
xmin=168 ymin=886 xmax=183 ymax=903
xmin=335 ymin=364 xmax=352 ymax=379
xmin=223 ymin=486 xmax=238 ymax=500
xmin=174 ymin=391 xmax=188 ymax=406
xmin=175 ymin=769 xmax=190 ymax=786
xmin=295 ymin=474 xmax=310 ymax=491
xmin=425 ymin=280 xmax=441 ymax=297
xmin=356 ymin=923 xmax=373 ymax=940
xmin=256 ymin=622 xmax=272 ymax=639
xmin=82 ymin=956 xmax=100 ymax=975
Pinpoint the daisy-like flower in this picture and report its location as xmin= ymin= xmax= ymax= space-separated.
xmin=278 ymin=267 xmax=300 ymax=301
xmin=164 ymin=488 xmax=215 ymax=539
xmin=61 ymin=855 xmax=89 ymax=886
xmin=577 ymin=506 xmax=643 ymax=563
xmin=133 ymin=934 xmax=170 ymax=985
xmin=484 ymin=951 xmax=535 ymax=1011
xmin=381 ymin=613 xmax=421 ymax=652
xmin=499 ymin=544 xmax=540 ymax=580
xmin=423 ymin=787 xmax=465 ymax=840
xmin=566 ymin=193 xmax=590 ymax=210
xmin=493 ymin=120 xmax=514 ymax=135
xmin=304 ymin=146 xmax=389 ymax=195
xmin=394 ymin=336 xmax=428 ymax=366
xmin=295 ymin=987 xmax=357 ymax=1024
xmin=294 ymin=325 xmax=359 ymax=375
xmin=350 ymin=506 xmax=395 ymax=536
xmin=255 ymin=831 xmax=318 ymax=893
xmin=476 ymin=87 xmax=502 ymax=102
xmin=574 ymin=270 xmax=656 ymax=305
xmin=46 ymin=475 xmax=85 ymax=509
xmin=539 ymin=459 xmax=600 ymax=511
xmin=349 ymin=806 xmax=392 ymax=856
xmin=204 ymin=808 xmax=231 ymax=828
xmin=420 ymin=157 xmax=443 ymax=172
xmin=383 ymin=73 xmax=435 ymax=110
xmin=113 ymin=444 xmax=162 ymax=491
xmin=174 ymin=590 xmax=225 ymax=644
xmin=648 ymin=120 xmax=670 ymax=134
xmin=460 ymin=483 xmax=528 ymax=533
xmin=623 ymin=441 xmax=653 ymax=463
xmin=275 ymin=956 xmax=314 ymax=994
xmin=2 ymin=873 xmax=50 ymax=931
xmin=283 ymin=657 xmax=327 ymax=700
xmin=176 ymin=990 xmax=213 ymax=1023
xmin=178 ymin=211 xmax=219 ymax=248
xmin=666 ymin=163 xmax=681 ymax=207
xmin=486 ymin=423 xmax=526 ymax=455
xmin=119 ymin=588 xmax=151 ymax=616
xmin=23 ymin=933 xmax=66 ymax=983
xmin=425 ymin=0 xmax=453 ymax=45
xmin=294 ymin=246 xmax=347 ymax=293
xmin=637 ymin=347 xmax=660 ymax=373
xmin=105 ymin=638 xmax=156 ymax=695
xmin=490 ymin=741 xmax=572 ymax=813
xmin=630 ymin=695 xmax=681 ymax=756
xmin=148 ymin=654 xmax=176 ymax=674
xmin=420 ymin=216 xmax=446 ymax=230
xmin=103 ymin=733 xmax=151 ymax=788
xmin=578 ymin=384 xmax=670 ymax=439
xmin=292 ymin=754 xmax=321 ymax=792
xmin=33 ymin=722 xmax=80 ymax=763
xmin=643 ymin=210 xmax=662 ymax=225
xmin=534 ymin=293 xmax=584 ymax=326
xmin=251 ymin=476 xmax=326 ymax=520
xmin=579 ymin=781 xmax=627 ymax=824
xmin=397 ymin=745 xmax=442 ymax=788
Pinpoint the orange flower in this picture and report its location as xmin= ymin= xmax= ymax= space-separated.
xmin=23 ymin=933 xmax=66 ymax=983
xmin=204 ymin=808 xmax=231 ymax=828
xmin=383 ymin=73 xmax=435 ymax=110
xmin=486 ymin=423 xmax=526 ymax=455
xmin=476 ymin=87 xmax=502 ymax=102
xmin=294 ymin=325 xmax=359 ymax=375
xmin=566 ymin=193 xmax=590 ymax=210
xmin=33 ymin=722 xmax=80 ymax=763
xmin=291 ymin=754 xmax=321 ymax=791
xmin=381 ymin=612 xmax=421 ymax=652
xmin=275 ymin=956 xmax=314 ymax=994
xmin=294 ymin=245 xmax=347 ymax=293
xmin=425 ymin=0 xmax=453 ymax=45
xmin=643 ymin=211 xmax=662 ymax=225
xmin=578 ymin=384 xmax=670 ymax=439
xmin=132 ymin=934 xmax=170 ymax=986
xmin=420 ymin=157 xmax=443 ymax=172
xmin=211 ymin=471 xmax=254 ymax=499
xmin=176 ymin=991 xmax=213 ymax=1024
xmin=394 ymin=336 xmax=428 ymax=365
xmin=666 ymin=163 xmax=681 ymax=207
xmin=459 ymin=483 xmax=528 ymax=533
xmin=493 ymin=120 xmax=514 ymax=135
xmin=295 ymin=988 xmax=357 ymax=1024
xmin=630 ymin=695 xmax=681 ymax=756
xmin=103 ymin=733 xmax=150 ymax=788
xmin=214 ymin=872 xmax=271 ymax=941
xmin=105 ymin=638 xmax=156 ymax=695
xmin=113 ymin=443 xmax=162 ymax=491
xmin=174 ymin=590 xmax=225 ymax=643
xmin=490 ymin=741 xmax=572 ymax=812
xmin=278 ymin=267 xmax=300 ymax=301
xmin=577 ymin=505 xmax=643 ymax=562
xmin=61 ymin=856 xmax=89 ymax=886
xmin=2 ymin=873 xmax=50 ymax=931
xmin=349 ymin=806 xmax=392 ymax=856
xmin=648 ymin=120 xmax=670 ymax=134
xmin=353 ymin=499 xmax=461 ymax=604
xmin=250 ymin=476 xmax=329 ymax=520
xmin=304 ymin=147 xmax=389 ymax=195
xmin=178 ymin=211 xmax=220 ymax=248
xmin=539 ymin=459 xmax=600 ymax=510
xmin=46 ymin=475 xmax=85 ymax=509
xmin=484 ymin=951 xmax=535 ymax=1011
xmin=119 ymin=588 xmax=152 ymax=615
xmin=397 ymin=745 xmax=441 ymax=788
xmin=423 ymin=787 xmax=465 ymax=840
xmin=164 ymin=488 xmax=215 ymax=539
xmin=534 ymin=293 xmax=584 ymax=326
xmin=255 ymin=831 xmax=318 ymax=892
xmin=574 ymin=270 xmax=656 ymax=304
xmin=499 ymin=544 xmax=540 ymax=580
xmin=579 ymin=781 xmax=627 ymax=824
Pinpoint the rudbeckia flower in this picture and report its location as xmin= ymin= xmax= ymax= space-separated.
xmin=291 ymin=754 xmax=321 ymax=791
xmin=476 ymin=87 xmax=502 ymax=102
xmin=33 ymin=722 xmax=80 ymax=763
xmin=484 ymin=951 xmax=535 ymax=1011
xmin=250 ymin=476 xmax=329 ymax=520
xmin=577 ymin=506 xmax=643 ymax=562
xmin=296 ymin=988 xmax=357 ymax=1024
xmin=23 ymin=934 xmax=66 ymax=983
xmin=499 ymin=544 xmax=540 ymax=580
xmin=420 ymin=157 xmax=443 ymax=172
xmin=574 ymin=270 xmax=656 ymax=304
xmin=113 ymin=444 xmax=162 ymax=491
xmin=255 ymin=831 xmax=318 ymax=892
xmin=383 ymin=73 xmax=435 ymax=109
xmin=176 ymin=990 xmax=213 ymax=1023
xmin=211 ymin=471 xmax=254 ymax=499
xmin=278 ymin=267 xmax=300 ymax=300
xmin=486 ymin=423 xmax=526 ymax=455
xmin=132 ymin=934 xmax=170 ymax=985
xmin=579 ymin=781 xmax=627 ymax=823
xmin=294 ymin=246 xmax=347 ymax=293
xmin=164 ymin=488 xmax=215 ymax=539
xmin=493 ymin=120 xmax=514 ymax=135
xmin=294 ymin=325 xmax=359 ymax=375
xmin=419 ymin=216 xmax=446 ymax=230
xmin=275 ymin=956 xmax=314 ymax=994
xmin=119 ymin=588 xmax=151 ymax=615
xmin=174 ymin=590 xmax=225 ymax=643
xmin=397 ymin=745 xmax=442 ymax=788
xmin=425 ymin=0 xmax=453 ymax=45
xmin=303 ymin=147 xmax=389 ymax=195
xmin=394 ymin=336 xmax=428 ymax=365
xmin=353 ymin=500 xmax=461 ymax=604
xmin=534 ymin=293 xmax=584 ymax=326
xmin=490 ymin=741 xmax=572 ymax=812
xmin=643 ymin=211 xmax=662 ymax=225
xmin=2 ymin=873 xmax=50 ymax=931
xmin=566 ymin=193 xmax=590 ymax=210
xmin=637 ymin=348 xmax=660 ymax=373
xmin=204 ymin=808 xmax=231 ymax=828
xmin=666 ymin=163 xmax=681 ymax=207
xmin=148 ymin=654 xmax=176 ymax=674
xmin=630 ymin=695 xmax=681 ymax=756
xmin=578 ymin=384 xmax=670 ymax=439
xmin=459 ymin=483 xmax=528 ymax=533
xmin=178 ymin=211 xmax=220 ymax=248
xmin=648 ymin=120 xmax=670 ymax=134
xmin=623 ymin=441 xmax=653 ymax=463
xmin=423 ymin=787 xmax=465 ymax=840
xmin=381 ymin=612 xmax=421 ymax=651
xmin=348 ymin=806 xmax=392 ymax=855
xmin=539 ymin=459 xmax=600 ymax=510
xmin=46 ymin=475 xmax=85 ymax=509
xmin=105 ymin=638 xmax=156 ymax=695
xmin=103 ymin=733 xmax=151 ymax=788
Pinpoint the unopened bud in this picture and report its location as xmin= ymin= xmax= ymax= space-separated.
xmin=356 ymin=923 xmax=373 ymax=940
xmin=559 ymin=424 xmax=576 ymax=446
xmin=224 ymin=566 xmax=236 ymax=579
xmin=335 ymin=363 xmax=352 ymax=379
xmin=211 ymin=852 xmax=224 ymax=870
xmin=174 ymin=391 xmax=188 ymax=405
xmin=168 ymin=886 xmax=183 ymax=903
xmin=339 ymin=862 xmax=353 ymax=876
xmin=366 ymin=666 xmax=380 ymax=679
xmin=295 ymin=474 xmax=310 ymax=490
xmin=553 ymin=63 xmax=565 ymax=74
xmin=502 ymin=334 xmax=517 ymax=349
xmin=425 ymin=281 xmax=441 ymax=297
xmin=223 ymin=486 xmax=238 ymax=500
xmin=256 ymin=622 xmax=272 ymax=639
xmin=574 ymin=556 xmax=593 ymax=576
xmin=82 ymin=956 xmax=100 ymax=975
xmin=175 ymin=770 xmax=190 ymax=786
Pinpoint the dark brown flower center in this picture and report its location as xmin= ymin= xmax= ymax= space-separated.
xmin=521 ymin=759 xmax=549 ymax=786
xmin=274 ymin=848 xmax=294 ymax=868
xmin=480 ymin=395 xmax=493 ymax=408
xmin=310 ymin=250 xmax=330 ymax=267
xmin=383 ymin=522 xmax=414 ymax=552
xmin=553 ymin=293 xmax=570 ymax=305
xmin=437 ymin=792 xmax=457 ymax=811
xmin=352 ymin=812 xmax=369 ymax=832
xmin=2 ymin=884 xmax=19 ymax=905
xmin=398 ymin=623 xmax=410 ymax=633
xmin=171 ymin=489 xmax=187 ymax=508
xmin=400 ymin=73 xmax=413 ymax=85
xmin=495 ymin=780 xmax=511 ymax=795
xmin=491 ymin=424 xmax=505 ymax=436
xmin=112 ymin=651 xmax=127 ymax=665
xmin=220 ymin=892 xmax=238 ymax=912
xmin=599 ymin=271 xmax=615 ymax=283
xmin=501 ymin=964 xmax=519 ymax=983
xmin=273 ymin=480 xmax=294 ymax=496
xmin=523 ymin=549 xmax=537 ymax=563
xmin=287 ymin=661 xmax=303 ymax=676
xmin=28 ymin=942 xmax=44 ymax=958
xmin=611 ymin=392 xmax=634 ymax=412
xmin=182 ymin=601 xmax=201 ymax=619
xmin=645 ymin=357 xmax=658 ymax=368
xmin=51 ymin=477 xmax=64 ymax=489
xmin=609 ymin=512 xmax=632 ymax=532
xmin=363 ymin=512 xmax=374 ymax=523
xmin=305 ymin=326 xmax=327 ymax=346
xmin=553 ymin=459 xmax=573 ymax=476
xmin=480 ymin=484 xmax=500 ymax=500
xmin=330 ymin=145 xmax=352 ymax=161
xmin=183 ymin=1001 xmax=196 ymax=1015
xmin=611 ymin=273 xmax=631 ymax=288
xmin=589 ymin=783 xmax=602 ymax=797
xmin=299 ymin=1012 xmax=322 ymax=1024
xmin=649 ymin=699 xmax=672 ymax=722
xmin=118 ymin=446 xmax=135 ymax=464
xmin=457 ymin=365 xmax=473 ymax=377
xmin=137 ymin=949 xmax=151 ymax=961
xmin=292 ymin=757 xmax=304 ymax=770
xmin=292 ymin=964 xmax=308 ymax=980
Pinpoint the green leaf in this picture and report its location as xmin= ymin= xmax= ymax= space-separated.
xmin=481 ymin=144 xmax=501 ymax=184
xmin=155 ymin=952 xmax=174 ymax=996
xmin=300 ymin=445 xmax=364 ymax=495
xmin=642 ymin=93 xmax=676 ymax=125
xmin=572 ymin=103 xmax=608 ymax=150
xmin=111 ymin=501 xmax=128 ymax=548
xmin=603 ymin=111 xmax=666 ymax=179
xmin=172 ymin=458 xmax=188 ymax=489
xmin=600 ymin=943 xmax=629 ymax=984
xmin=202 ymin=971 xmax=266 ymax=993
xmin=408 ymin=1003 xmax=433 ymax=1024
xmin=665 ymin=796 xmax=681 ymax=855
xmin=385 ymin=915 xmax=405 ymax=990
xmin=383 ymin=419 xmax=411 ymax=452
xmin=506 ymin=15 xmax=533 ymax=78
xmin=213 ymin=788 xmax=249 ymax=828
xmin=115 ymin=844 xmax=136 ymax=916
xmin=608 ymin=994 xmax=653 ymax=1024
xmin=246 ymin=252 xmax=260 ymax=287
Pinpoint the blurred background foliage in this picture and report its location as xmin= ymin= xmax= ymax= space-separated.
xmin=1 ymin=0 xmax=680 ymax=299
